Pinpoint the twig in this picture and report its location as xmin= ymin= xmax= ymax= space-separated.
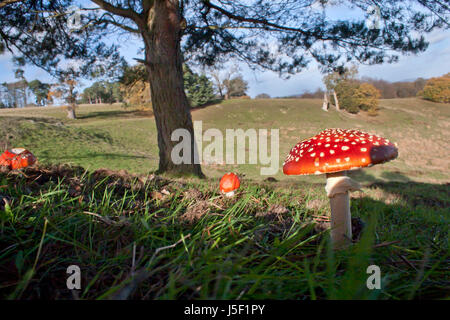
xmin=131 ymin=242 xmax=136 ymax=276
xmin=372 ymin=240 xmax=400 ymax=248
xmin=147 ymin=234 xmax=191 ymax=266
xmin=83 ymin=211 xmax=130 ymax=227
xmin=209 ymin=202 xmax=224 ymax=210
xmin=396 ymin=253 xmax=418 ymax=271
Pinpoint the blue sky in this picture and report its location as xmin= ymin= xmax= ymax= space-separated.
xmin=0 ymin=3 xmax=449 ymax=98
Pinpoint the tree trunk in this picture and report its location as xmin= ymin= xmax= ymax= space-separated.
xmin=67 ymin=81 xmax=77 ymax=119
xmin=333 ymin=90 xmax=340 ymax=111
xmin=144 ymin=0 xmax=203 ymax=177
xmin=67 ymin=104 xmax=76 ymax=119
xmin=322 ymin=92 xmax=329 ymax=111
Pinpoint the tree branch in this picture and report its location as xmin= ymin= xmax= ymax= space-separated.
xmin=202 ymin=0 xmax=309 ymax=36
xmin=0 ymin=0 xmax=23 ymax=9
xmin=88 ymin=12 xmax=141 ymax=34
xmin=141 ymin=0 xmax=154 ymax=17
xmin=91 ymin=0 xmax=142 ymax=24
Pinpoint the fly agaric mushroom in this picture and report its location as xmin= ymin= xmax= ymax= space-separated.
xmin=219 ymin=172 xmax=240 ymax=197
xmin=0 ymin=148 xmax=36 ymax=170
xmin=283 ymin=128 xmax=398 ymax=247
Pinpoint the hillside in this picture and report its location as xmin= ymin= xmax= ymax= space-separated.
xmin=0 ymin=98 xmax=448 ymax=299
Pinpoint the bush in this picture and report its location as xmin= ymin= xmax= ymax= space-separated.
xmin=420 ymin=74 xmax=450 ymax=103
xmin=335 ymin=81 xmax=381 ymax=114
xmin=354 ymin=83 xmax=381 ymax=113
xmin=335 ymin=81 xmax=360 ymax=113
xmin=255 ymin=93 xmax=271 ymax=99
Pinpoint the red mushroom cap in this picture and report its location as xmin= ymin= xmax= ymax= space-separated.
xmin=283 ymin=128 xmax=398 ymax=175
xmin=0 ymin=148 xmax=36 ymax=170
xmin=219 ymin=172 xmax=241 ymax=193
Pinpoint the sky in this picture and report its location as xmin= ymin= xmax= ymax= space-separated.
xmin=0 ymin=2 xmax=449 ymax=99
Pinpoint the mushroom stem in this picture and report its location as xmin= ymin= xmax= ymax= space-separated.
xmin=225 ymin=191 xmax=235 ymax=197
xmin=325 ymin=171 xmax=361 ymax=248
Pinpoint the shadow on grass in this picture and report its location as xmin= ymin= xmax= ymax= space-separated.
xmin=49 ymin=152 xmax=153 ymax=161
xmin=346 ymin=195 xmax=448 ymax=300
xmin=77 ymin=109 xmax=153 ymax=120
xmin=348 ymin=169 xmax=448 ymax=208
xmin=0 ymin=116 xmax=64 ymax=125
xmin=366 ymin=180 xmax=449 ymax=208
xmin=190 ymin=99 xmax=224 ymax=112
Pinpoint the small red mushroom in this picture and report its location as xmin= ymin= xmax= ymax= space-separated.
xmin=0 ymin=148 xmax=37 ymax=170
xmin=219 ymin=172 xmax=240 ymax=197
xmin=283 ymin=128 xmax=398 ymax=247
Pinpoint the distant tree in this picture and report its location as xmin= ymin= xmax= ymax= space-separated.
xmin=207 ymin=65 xmax=240 ymax=99
xmin=109 ymin=82 xmax=123 ymax=103
xmin=82 ymin=86 xmax=94 ymax=104
xmin=332 ymin=81 xmax=381 ymax=114
xmin=13 ymin=68 xmax=29 ymax=107
xmin=420 ymin=73 xmax=450 ymax=103
xmin=183 ymin=65 xmax=215 ymax=107
xmin=323 ymin=66 xmax=359 ymax=110
xmin=223 ymin=75 xmax=249 ymax=98
xmin=361 ymin=76 xmax=428 ymax=99
xmin=50 ymin=73 xmax=79 ymax=119
xmin=28 ymin=80 xmax=51 ymax=106
xmin=119 ymin=63 xmax=215 ymax=108
xmin=1 ymin=82 xmax=19 ymax=108
xmin=298 ymin=88 xmax=325 ymax=99
xmin=82 ymin=81 xmax=123 ymax=104
xmin=414 ymin=78 xmax=427 ymax=93
xmin=0 ymin=85 xmax=7 ymax=108
xmin=353 ymin=83 xmax=381 ymax=115
xmin=255 ymin=93 xmax=271 ymax=99
xmin=334 ymin=80 xmax=360 ymax=113
xmin=361 ymin=77 xmax=396 ymax=98
xmin=118 ymin=64 xmax=152 ymax=108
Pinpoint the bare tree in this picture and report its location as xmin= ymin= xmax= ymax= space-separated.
xmin=207 ymin=64 xmax=240 ymax=100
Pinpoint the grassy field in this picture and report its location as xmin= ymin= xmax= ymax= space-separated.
xmin=0 ymin=98 xmax=448 ymax=299
xmin=0 ymin=98 xmax=448 ymax=182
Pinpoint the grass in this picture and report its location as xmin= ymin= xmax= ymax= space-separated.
xmin=0 ymin=165 xmax=448 ymax=299
xmin=0 ymin=98 xmax=449 ymax=299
